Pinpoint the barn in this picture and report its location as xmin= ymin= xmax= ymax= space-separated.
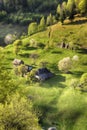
xmin=35 ymin=68 xmax=53 ymax=81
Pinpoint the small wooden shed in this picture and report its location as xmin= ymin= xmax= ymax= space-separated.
xmin=12 ymin=59 xmax=24 ymax=66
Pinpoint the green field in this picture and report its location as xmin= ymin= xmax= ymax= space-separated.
xmin=1 ymin=17 xmax=87 ymax=130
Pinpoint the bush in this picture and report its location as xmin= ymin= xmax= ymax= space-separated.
xmin=70 ymin=79 xmax=79 ymax=89
xmin=80 ymin=73 xmax=87 ymax=84
xmin=18 ymin=64 xmax=28 ymax=77
xmin=0 ymin=93 xmax=41 ymax=130
xmin=26 ymin=69 xmax=36 ymax=84
xmin=58 ymin=57 xmax=72 ymax=73
xmin=4 ymin=34 xmax=16 ymax=45
xmin=72 ymin=55 xmax=79 ymax=61
xmin=79 ymin=73 xmax=87 ymax=90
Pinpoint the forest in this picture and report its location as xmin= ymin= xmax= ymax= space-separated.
xmin=0 ymin=0 xmax=87 ymax=130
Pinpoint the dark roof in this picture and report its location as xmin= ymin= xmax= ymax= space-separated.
xmin=36 ymin=68 xmax=50 ymax=75
xmin=35 ymin=68 xmax=53 ymax=81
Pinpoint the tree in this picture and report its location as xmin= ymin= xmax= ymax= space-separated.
xmin=0 ymin=55 xmax=17 ymax=103
xmin=38 ymin=16 xmax=46 ymax=31
xmin=18 ymin=64 xmax=27 ymax=77
xmin=75 ymin=0 xmax=81 ymax=13
xmin=57 ymin=4 xmax=61 ymax=16
xmin=79 ymin=73 xmax=87 ymax=89
xmin=58 ymin=57 xmax=72 ymax=73
xmin=67 ymin=0 xmax=75 ymax=21
xmin=0 ymin=93 xmax=41 ymax=130
xmin=62 ymin=1 xmax=67 ymax=16
xmin=46 ymin=13 xmax=53 ymax=26
xmin=57 ymin=3 xmax=67 ymax=23
xmin=60 ymin=8 xmax=66 ymax=24
xmin=78 ymin=0 xmax=87 ymax=14
xmin=4 ymin=34 xmax=16 ymax=45
xmin=28 ymin=22 xmax=38 ymax=35
xmin=52 ymin=15 xmax=57 ymax=24
xmin=26 ymin=69 xmax=36 ymax=84
xmin=13 ymin=40 xmax=22 ymax=55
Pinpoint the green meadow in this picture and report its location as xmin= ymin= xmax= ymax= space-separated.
xmin=1 ymin=16 xmax=87 ymax=130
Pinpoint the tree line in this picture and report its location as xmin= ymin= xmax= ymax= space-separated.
xmin=57 ymin=0 xmax=87 ymax=23
xmin=0 ymin=0 xmax=87 ymax=25
xmin=0 ymin=0 xmax=63 ymax=13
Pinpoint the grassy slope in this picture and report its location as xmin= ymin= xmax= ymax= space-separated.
xmin=23 ymin=16 xmax=87 ymax=48
xmin=3 ymin=17 xmax=87 ymax=130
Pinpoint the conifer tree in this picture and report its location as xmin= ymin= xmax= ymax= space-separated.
xmin=67 ymin=0 xmax=75 ymax=21
xmin=38 ymin=16 xmax=46 ymax=31
xmin=46 ymin=13 xmax=53 ymax=26
xmin=78 ymin=0 xmax=87 ymax=14
xmin=28 ymin=22 xmax=38 ymax=35
xmin=57 ymin=4 xmax=61 ymax=16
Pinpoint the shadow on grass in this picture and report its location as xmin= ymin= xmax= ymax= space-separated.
xmin=51 ymin=51 xmax=62 ymax=54
xmin=66 ymin=19 xmax=87 ymax=25
xmin=25 ymin=46 xmax=37 ymax=51
xmin=48 ymin=63 xmax=61 ymax=74
xmin=19 ymin=53 xmax=30 ymax=58
xmin=77 ymin=48 xmax=87 ymax=54
xmin=40 ymin=74 xmax=66 ymax=88
xmin=82 ymin=62 xmax=87 ymax=66
xmin=7 ymin=57 xmax=14 ymax=61
xmin=72 ymin=71 xmax=84 ymax=78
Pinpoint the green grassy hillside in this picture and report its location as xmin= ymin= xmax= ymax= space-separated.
xmin=23 ymin=16 xmax=87 ymax=48
xmin=1 ymin=17 xmax=87 ymax=130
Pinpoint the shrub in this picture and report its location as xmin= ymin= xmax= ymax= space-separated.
xmin=0 ymin=93 xmax=41 ymax=130
xmin=79 ymin=73 xmax=87 ymax=90
xmin=26 ymin=69 xmax=36 ymax=84
xmin=70 ymin=78 xmax=79 ymax=89
xmin=4 ymin=34 xmax=16 ymax=45
xmin=58 ymin=57 xmax=72 ymax=73
xmin=80 ymin=73 xmax=87 ymax=84
xmin=72 ymin=55 xmax=79 ymax=61
xmin=18 ymin=64 xmax=28 ymax=77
